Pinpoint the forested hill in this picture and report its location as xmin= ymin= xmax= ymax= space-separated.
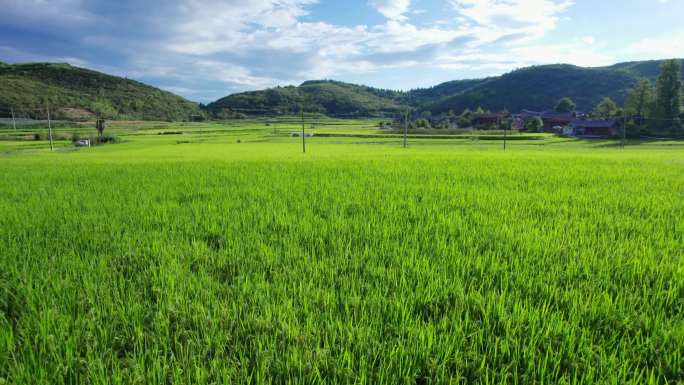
xmin=0 ymin=62 xmax=201 ymax=121
xmin=209 ymin=59 xmax=683 ymax=116
xmin=423 ymin=61 xmax=684 ymax=114
xmin=205 ymin=80 xmax=404 ymax=117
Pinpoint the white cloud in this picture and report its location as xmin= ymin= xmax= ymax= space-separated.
xmin=167 ymin=0 xmax=316 ymax=54
xmin=627 ymin=31 xmax=684 ymax=59
xmin=1 ymin=0 xmax=586 ymax=100
xmin=124 ymin=0 xmax=576 ymax=95
xmin=450 ymin=0 xmax=573 ymax=44
xmin=369 ymin=0 xmax=412 ymax=20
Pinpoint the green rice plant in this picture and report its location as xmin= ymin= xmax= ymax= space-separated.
xmin=0 ymin=120 xmax=683 ymax=384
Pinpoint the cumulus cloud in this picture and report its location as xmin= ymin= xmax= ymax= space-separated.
xmin=627 ymin=31 xmax=684 ymax=59
xmin=369 ymin=0 xmax=412 ymax=20
xmin=450 ymin=0 xmax=573 ymax=44
xmin=0 ymin=0 xmax=583 ymax=101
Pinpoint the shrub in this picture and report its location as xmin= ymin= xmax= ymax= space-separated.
xmin=98 ymin=134 xmax=120 ymax=144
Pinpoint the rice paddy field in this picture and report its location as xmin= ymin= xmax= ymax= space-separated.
xmin=1 ymin=119 xmax=683 ymax=384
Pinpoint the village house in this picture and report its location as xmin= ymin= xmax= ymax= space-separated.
xmin=540 ymin=111 xmax=580 ymax=130
xmin=473 ymin=112 xmax=509 ymax=128
xmin=514 ymin=110 xmax=587 ymax=131
xmin=569 ymin=120 xmax=620 ymax=138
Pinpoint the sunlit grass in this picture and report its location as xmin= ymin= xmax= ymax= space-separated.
xmin=1 ymin=119 xmax=683 ymax=384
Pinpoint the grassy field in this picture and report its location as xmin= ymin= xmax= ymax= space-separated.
xmin=1 ymin=119 xmax=683 ymax=384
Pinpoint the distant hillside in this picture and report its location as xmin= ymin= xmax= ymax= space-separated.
xmin=0 ymin=62 xmax=201 ymax=121
xmin=423 ymin=60 xmax=684 ymax=114
xmin=405 ymin=78 xmax=490 ymax=106
xmin=422 ymin=65 xmax=637 ymax=113
xmin=206 ymin=80 xmax=404 ymax=117
xmin=210 ymin=59 xmax=683 ymax=116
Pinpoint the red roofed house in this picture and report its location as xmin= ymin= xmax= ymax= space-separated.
xmin=570 ymin=119 xmax=620 ymax=138
xmin=473 ymin=112 xmax=509 ymax=128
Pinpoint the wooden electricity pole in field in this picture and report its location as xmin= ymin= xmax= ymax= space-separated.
xmin=504 ymin=118 xmax=508 ymax=150
xmin=622 ymin=111 xmax=627 ymax=149
xmin=403 ymin=107 xmax=409 ymax=148
xmin=301 ymin=107 xmax=306 ymax=153
xmin=47 ymin=106 xmax=54 ymax=151
xmin=11 ymin=108 xmax=16 ymax=131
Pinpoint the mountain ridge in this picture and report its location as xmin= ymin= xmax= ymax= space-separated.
xmin=1 ymin=59 xmax=681 ymax=120
xmin=209 ymin=59 xmax=684 ymax=117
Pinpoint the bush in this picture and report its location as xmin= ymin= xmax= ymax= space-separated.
xmin=71 ymin=132 xmax=81 ymax=142
xmin=98 ymin=134 xmax=120 ymax=144
xmin=414 ymin=119 xmax=431 ymax=129
xmin=524 ymin=117 xmax=544 ymax=133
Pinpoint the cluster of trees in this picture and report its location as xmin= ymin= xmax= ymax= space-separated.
xmin=577 ymin=60 xmax=683 ymax=130
xmin=549 ymin=60 xmax=683 ymax=134
xmin=397 ymin=106 xmax=513 ymax=130
xmin=572 ymin=59 xmax=683 ymax=134
xmin=624 ymin=59 xmax=682 ymax=133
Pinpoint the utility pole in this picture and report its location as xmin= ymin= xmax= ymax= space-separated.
xmin=11 ymin=108 xmax=16 ymax=131
xmin=622 ymin=110 xmax=627 ymax=149
xmin=47 ymin=106 xmax=54 ymax=151
xmin=403 ymin=107 xmax=409 ymax=148
xmin=301 ymin=107 xmax=306 ymax=153
xmin=504 ymin=118 xmax=509 ymax=150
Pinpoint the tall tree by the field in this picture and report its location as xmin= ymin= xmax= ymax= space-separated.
xmin=592 ymin=97 xmax=618 ymax=119
xmin=626 ymin=80 xmax=654 ymax=118
xmin=625 ymin=80 xmax=654 ymax=132
xmin=654 ymin=59 xmax=682 ymax=131
xmin=555 ymin=97 xmax=576 ymax=113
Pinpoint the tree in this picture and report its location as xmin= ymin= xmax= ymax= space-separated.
xmin=415 ymin=118 xmax=431 ymax=129
xmin=654 ymin=59 xmax=682 ymax=131
xmin=625 ymin=80 xmax=654 ymax=119
xmin=524 ymin=117 xmax=543 ymax=132
xmin=458 ymin=108 xmax=473 ymax=128
xmin=555 ymin=97 xmax=576 ymax=113
xmin=592 ymin=97 xmax=618 ymax=119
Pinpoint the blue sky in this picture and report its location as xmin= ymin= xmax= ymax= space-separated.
xmin=1 ymin=0 xmax=683 ymax=102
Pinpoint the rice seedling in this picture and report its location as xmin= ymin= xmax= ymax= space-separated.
xmin=0 ymin=121 xmax=683 ymax=384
